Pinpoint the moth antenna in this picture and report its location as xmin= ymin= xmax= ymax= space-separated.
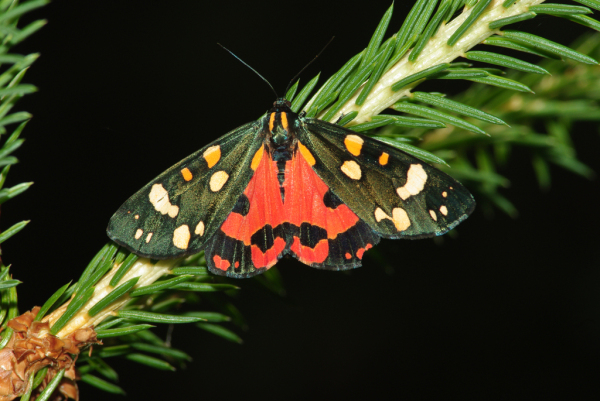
xmin=218 ymin=43 xmax=278 ymax=99
xmin=284 ymin=36 xmax=335 ymax=97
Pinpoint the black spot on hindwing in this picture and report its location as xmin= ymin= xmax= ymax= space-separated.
xmin=323 ymin=189 xmax=344 ymax=210
xmin=250 ymin=224 xmax=286 ymax=253
xmin=232 ymin=194 xmax=250 ymax=216
xmin=298 ymin=222 xmax=328 ymax=249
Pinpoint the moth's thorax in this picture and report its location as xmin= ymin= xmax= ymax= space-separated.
xmin=266 ymin=99 xmax=298 ymax=148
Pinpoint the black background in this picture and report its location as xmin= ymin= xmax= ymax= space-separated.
xmin=4 ymin=1 xmax=600 ymax=399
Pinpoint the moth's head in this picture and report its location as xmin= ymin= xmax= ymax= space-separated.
xmin=270 ymin=98 xmax=292 ymax=113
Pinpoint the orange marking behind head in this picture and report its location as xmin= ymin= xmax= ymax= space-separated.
xmin=281 ymin=112 xmax=289 ymax=131
xmin=251 ymin=146 xmax=264 ymax=170
xmin=269 ymin=112 xmax=276 ymax=132
xmin=297 ymin=141 xmax=316 ymax=166
xmin=181 ymin=168 xmax=193 ymax=181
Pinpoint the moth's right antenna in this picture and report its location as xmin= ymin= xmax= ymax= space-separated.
xmin=284 ymin=37 xmax=335 ymax=96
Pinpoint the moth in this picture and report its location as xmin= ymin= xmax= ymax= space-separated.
xmin=107 ymin=96 xmax=475 ymax=278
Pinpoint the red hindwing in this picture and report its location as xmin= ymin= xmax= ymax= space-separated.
xmin=204 ymin=145 xmax=379 ymax=277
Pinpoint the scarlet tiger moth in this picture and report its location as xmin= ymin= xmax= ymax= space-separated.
xmin=107 ymin=95 xmax=475 ymax=278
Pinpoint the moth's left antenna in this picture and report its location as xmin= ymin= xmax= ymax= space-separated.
xmin=218 ymin=43 xmax=278 ymax=99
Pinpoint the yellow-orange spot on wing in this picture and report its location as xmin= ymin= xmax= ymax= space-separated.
xmin=281 ymin=112 xmax=289 ymax=131
xmin=429 ymin=210 xmax=437 ymax=221
xmin=396 ymin=164 xmax=428 ymax=200
xmin=251 ymin=146 xmax=264 ymax=170
xmin=379 ymin=152 xmax=389 ymax=166
xmin=392 ymin=208 xmax=411 ymax=231
xmin=149 ymin=184 xmax=179 ymax=218
xmin=181 ymin=167 xmax=193 ymax=181
xmin=440 ymin=205 xmax=448 ymax=216
xmin=146 ymin=232 xmax=153 ymax=243
xmin=195 ymin=221 xmax=205 ymax=236
xmin=442 ymin=191 xmax=448 ymax=198
xmin=173 ymin=224 xmax=191 ymax=250
xmin=135 ymin=229 xmax=143 ymax=240
xmin=344 ymin=134 xmax=364 ymax=156
xmin=298 ymin=141 xmax=316 ymax=166
xmin=345 ymin=252 xmax=352 ymax=260
xmin=134 ymin=214 xmax=139 ymax=219
xmin=341 ymin=160 xmax=361 ymax=180
xmin=209 ymin=171 xmax=229 ymax=192
xmin=203 ymin=145 xmax=221 ymax=169
xmin=268 ymin=112 xmax=275 ymax=132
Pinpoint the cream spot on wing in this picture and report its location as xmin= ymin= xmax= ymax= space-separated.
xmin=392 ymin=208 xmax=411 ymax=231
xmin=149 ymin=184 xmax=178 ymax=218
xmin=396 ymin=164 xmax=428 ymax=200
xmin=442 ymin=191 xmax=448 ymax=198
xmin=146 ymin=232 xmax=153 ymax=243
xmin=195 ymin=221 xmax=205 ymax=236
xmin=429 ymin=210 xmax=437 ymax=221
xmin=168 ymin=205 xmax=179 ymax=218
xmin=203 ymin=145 xmax=221 ymax=168
xmin=374 ymin=207 xmax=391 ymax=222
xmin=396 ymin=187 xmax=411 ymax=200
xmin=210 ymin=171 xmax=229 ymax=192
xmin=340 ymin=160 xmax=361 ymax=180
xmin=344 ymin=134 xmax=364 ymax=156
xmin=173 ymin=224 xmax=191 ymax=250
xmin=135 ymin=229 xmax=143 ymax=239
xmin=440 ymin=205 xmax=448 ymax=216
xmin=134 ymin=214 xmax=139 ymax=219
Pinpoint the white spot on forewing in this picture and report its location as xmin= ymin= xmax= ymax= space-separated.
xmin=195 ymin=221 xmax=205 ymax=236
xmin=396 ymin=164 xmax=428 ymax=200
xmin=149 ymin=184 xmax=179 ymax=218
xmin=340 ymin=160 xmax=361 ymax=180
xmin=374 ymin=207 xmax=391 ymax=222
xmin=173 ymin=225 xmax=191 ymax=250
xmin=440 ymin=205 xmax=448 ymax=216
xmin=429 ymin=210 xmax=437 ymax=221
xmin=146 ymin=232 xmax=153 ymax=243
xmin=392 ymin=208 xmax=411 ymax=231
xmin=168 ymin=205 xmax=179 ymax=218
xmin=135 ymin=229 xmax=143 ymax=239
xmin=374 ymin=207 xmax=410 ymax=232
xmin=210 ymin=171 xmax=229 ymax=192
